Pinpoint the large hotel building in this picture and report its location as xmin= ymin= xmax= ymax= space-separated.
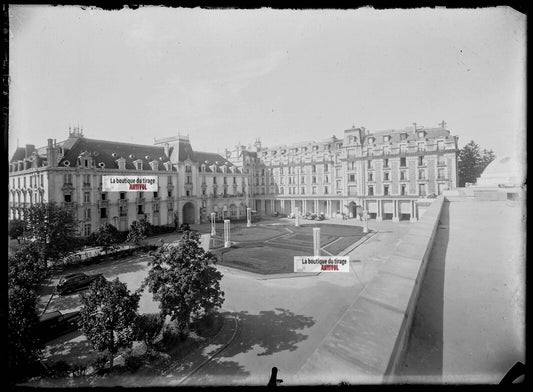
xmin=9 ymin=122 xmax=458 ymax=235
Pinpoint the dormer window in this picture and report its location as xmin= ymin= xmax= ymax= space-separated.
xmin=418 ymin=130 xmax=426 ymax=138
xmin=400 ymin=133 xmax=408 ymax=141
xmin=149 ymin=160 xmax=159 ymax=171
xmin=185 ymin=165 xmax=192 ymax=173
xmin=133 ymin=159 xmax=143 ymax=170
xmin=116 ymin=157 xmax=126 ymax=170
xmin=367 ymin=136 xmax=375 ymax=144
xmin=384 ymin=135 xmax=390 ymax=142
xmin=164 ymin=161 xmax=172 ymax=171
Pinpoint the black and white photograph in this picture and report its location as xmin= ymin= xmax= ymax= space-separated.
xmin=7 ymin=5 xmax=526 ymax=387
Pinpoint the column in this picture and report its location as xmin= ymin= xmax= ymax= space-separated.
xmin=376 ymin=199 xmax=383 ymax=221
xmin=280 ymin=199 xmax=285 ymax=215
xmin=210 ymin=212 xmax=216 ymax=236
xmin=326 ymin=200 xmax=331 ymax=217
xmin=247 ymin=207 xmax=252 ymax=227
xmin=410 ymin=200 xmax=418 ymax=222
xmin=291 ymin=199 xmax=295 ymax=214
xmin=224 ymin=219 xmax=231 ymax=248
xmin=313 ymin=227 xmax=320 ymax=256
xmin=363 ymin=209 xmax=369 ymax=233
xmin=392 ymin=200 xmax=400 ymax=222
xmin=295 ymin=207 xmax=300 ymax=227
xmin=315 ymin=199 xmax=319 ymax=214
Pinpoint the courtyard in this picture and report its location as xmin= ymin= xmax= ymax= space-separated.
xmin=27 ymin=217 xmax=410 ymax=387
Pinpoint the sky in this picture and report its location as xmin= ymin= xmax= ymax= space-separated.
xmin=9 ymin=6 xmax=526 ymax=159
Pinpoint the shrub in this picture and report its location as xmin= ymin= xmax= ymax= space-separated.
xmin=71 ymin=363 xmax=88 ymax=377
xmin=91 ymin=355 xmax=109 ymax=374
xmin=124 ymin=354 xmax=143 ymax=372
xmin=47 ymin=360 xmax=71 ymax=379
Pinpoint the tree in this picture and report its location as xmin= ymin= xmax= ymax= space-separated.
xmin=457 ymin=140 xmax=496 ymax=187
xmin=79 ymin=278 xmax=140 ymax=371
xmin=133 ymin=313 xmax=164 ymax=354
xmin=8 ymin=284 xmax=42 ymax=379
xmin=25 ymin=202 xmax=78 ymax=267
xmin=9 ymin=219 xmax=26 ymax=244
xmin=144 ymin=231 xmax=224 ymax=337
xmin=90 ymin=223 xmax=121 ymax=254
xmin=126 ymin=219 xmax=151 ymax=246
xmin=9 ymin=242 xmax=49 ymax=290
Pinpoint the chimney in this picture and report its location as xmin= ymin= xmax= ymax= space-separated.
xmin=413 ymin=123 xmax=417 ymax=133
xmin=47 ymin=138 xmax=53 ymax=148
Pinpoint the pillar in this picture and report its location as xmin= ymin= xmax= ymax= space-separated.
xmin=247 ymin=207 xmax=252 ymax=227
xmin=410 ymin=200 xmax=418 ymax=222
xmin=314 ymin=199 xmax=319 ymax=214
xmin=281 ymin=199 xmax=285 ymax=215
xmin=211 ymin=212 xmax=216 ymax=236
xmin=295 ymin=207 xmax=300 ymax=227
xmin=313 ymin=227 xmax=320 ymax=256
xmin=363 ymin=209 xmax=369 ymax=234
xmin=392 ymin=200 xmax=400 ymax=222
xmin=376 ymin=199 xmax=383 ymax=221
xmin=224 ymin=219 xmax=231 ymax=248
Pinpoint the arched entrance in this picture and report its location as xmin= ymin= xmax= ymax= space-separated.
xmin=229 ymin=204 xmax=237 ymax=219
xmin=182 ymin=202 xmax=195 ymax=224
xmin=347 ymin=201 xmax=357 ymax=218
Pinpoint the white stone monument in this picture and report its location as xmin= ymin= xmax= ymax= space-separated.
xmin=224 ymin=219 xmax=231 ymax=248
xmin=313 ymin=227 xmax=320 ymax=256
xmin=210 ymin=212 xmax=216 ymax=236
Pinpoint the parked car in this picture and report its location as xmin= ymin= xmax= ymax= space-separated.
xmin=56 ymin=272 xmax=105 ymax=295
xmin=315 ymin=213 xmax=326 ymax=221
xmin=36 ymin=310 xmax=81 ymax=343
xmin=179 ymin=223 xmax=191 ymax=232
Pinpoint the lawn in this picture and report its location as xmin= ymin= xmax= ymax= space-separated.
xmin=214 ymin=224 xmax=366 ymax=275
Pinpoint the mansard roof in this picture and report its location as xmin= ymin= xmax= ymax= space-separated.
xmin=58 ymin=137 xmax=176 ymax=171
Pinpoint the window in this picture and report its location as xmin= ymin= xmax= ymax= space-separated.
xmin=418 ymin=156 xmax=425 ymax=166
xmin=40 ymin=175 xmax=43 ymax=185
xmin=438 ymin=168 xmax=446 ymax=180
xmin=383 ymin=158 xmax=389 ymax=168
xmin=64 ymin=174 xmax=72 ymax=184
xmin=168 ymin=190 xmax=172 ymax=197
xmin=324 ymin=164 xmax=329 ymax=173
xmin=418 ymin=170 xmax=425 ymax=180
xmin=84 ymin=192 xmax=90 ymax=203
xmin=280 ymin=187 xmax=284 ymax=194
xmin=84 ymin=224 xmax=91 ymax=237
xmin=336 ymin=180 xmax=342 ymax=189
xmin=384 ymin=185 xmax=389 ymax=196
xmin=312 ymin=165 xmax=316 ymax=173
xmin=101 ymin=192 xmax=107 ymax=200
xmin=368 ymin=172 xmax=374 ymax=181
xmin=383 ymin=146 xmax=390 ymax=155
xmin=400 ymin=144 xmax=407 ymax=154
xmin=312 ymin=176 xmax=317 ymax=184
xmin=324 ymin=186 xmax=329 ymax=195
xmin=186 ymin=190 xmax=191 ymax=197
xmin=348 ymin=174 xmax=356 ymax=182
xmin=153 ymin=191 xmax=158 ymax=198
xmin=64 ymin=194 xmax=71 ymax=202
xmin=83 ymin=174 xmax=90 ymax=186
xmin=187 ymin=175 xmax=192 ymax=184
xmin=138 ymin=205 xmax=144 ymax=214
xmin=349 ymin=161 xmax=356 ymax=170
xmin=154 ymin=203 xmax=159 ymax=212
xmin=400 ymin=171 xmax=407 ymax=181
xmin=419 ymin=183 xmax=426 ymax=196
xmin=324 ymin=175 xmax=329 ymax=183
xmin=312 ymin=186 xmax=317 ymax=194
xmin=233 ymin=177 xmax=237 ymax=184
xmin=400 ymin=157 xmax=407 ymax=167
xmin=185 ymin=165 xmax=191 ymax=173
xmin=100 ymin=208 xmax=107 ymax=219
xmin=384 ymin=172 xmax=390 ymax=181
xmin=437 ymin=140 xmax=445 ymax=151
xmin=213 ymin=177 xmax=217 ymax=185
xmin=120 ymin=206 xmax=127 ymax=216
xmin=138 ymin=191 xmax=144 ymax=199
xmin=438 ymin=156 xmax=446 ymax=165
xmin=167 ymin=176 xmax=172 ymax=185
xmin=368 ymin=186 xmax=374 ymax=196
xmin=367 ymin=160 xmax=372 ymax=169
xmin=120 ymin=192 xmax=126 ymax=200
xmin=85 ymin=207 xmax=91 ymax=219
xmin=418 ymin=142 xmax=426 ymax=152
xmin=301 ymin=176 xmax=305 ymax=184
xmin=301 ymin=187 xmax=305 ymax=195
xmin=401 ymin=184 xmax=407 ymax=196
